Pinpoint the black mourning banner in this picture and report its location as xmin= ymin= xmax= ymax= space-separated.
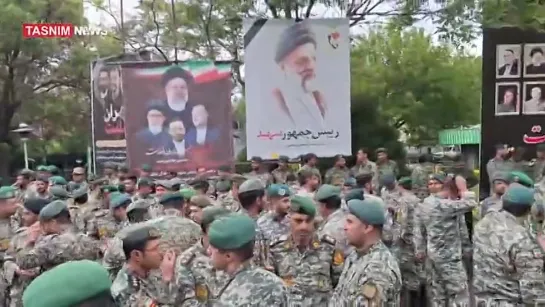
xmin=480 ymin=27 xmax=545 ymax=194
xmin=91 ymin=60 xmax=127 ymax=172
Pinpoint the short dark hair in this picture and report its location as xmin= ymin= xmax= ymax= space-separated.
xmin=355 ymin=173 xmax=373 ymax=188
xmin=297 ymin=170 xmax=314 ymax=186
xmin=219 ymin=241 xmax=254 ymax=262
xmin=161 ymin=66 xmax=194 ymax=87
xmin=321 ymin=195 xmax=341 ymax=210
xmin=531 ymin=47 xmax=544 ymax=57
xmin=78 ymin=291 xmax=117 ymax=307
xmin=358 ymin=148 xmax=369 ymax=155
xmin=303 ymin=153 xmax=317 ymax=163
xmin=238 ymin=190 xmax=265 ymax=209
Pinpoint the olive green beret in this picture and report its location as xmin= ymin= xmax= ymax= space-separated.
xmin=101 ymin=185 xmax=119 ymax=193
xmin=289 ymin=195 xmax=316 ymax=218
xmin=141 ymin=164 xmax=152 ymax=172
xmin=23 ymin=260 xmax=112 ymax=307
xmin=190 ymin=195 xmax=213 ymax=208
xmin=315 ymin=184 xmax=341 ymax=202
xmin=429 ymin=173 xmax=446 ymax=183
xmin=0 ymin=186 xmax=16 ymax=200
xmin=267 ymin=184 xmax=292 ymax=198
xmin=110 ymin=193 xmax=132 ymax=209
xmin=71 ymin=187 xmax=88 ymax=199
xmin=215 ymin=180 xmax=232 ymax=193
xmin=48 ymin=176 xmax=67 ymax=186
xmin=39 ymin=200 xmax=68 ymax=220
xmin=238 ymin=179 xmax=264 ymax=194
xmin=344 ymin=188 xmax=364 ymax=202
xmin=379 ymin=172 xmax=396 ymax=187
xmin=159 ymin=192 xmax=183 ymax=205
xmin=47 ymin=165 xmax=59 ymax=174
xmin=126 ymin=199 xmax=150 ymax=213
xmin=23 ymin=198 xmax=50 ymax=215
xmin=180 ymin=188 xmax=196 ymax=201
xmin=347 ymin=199 xmax=386 ymax=225
xmin=36 ymin=165 xmax=48 ymax=172
xmin=398 ymin=177 xmax=412 ymax=186
xmin=502 ymin=183 xmax=534 ymax=206
xmin=508 ymin=171 xmax=534 ymax=188
xmin=123 ymin=226 xmax=162 ymax=249
xmin=230 ymin=174 xmax=247 ymax=185
xmin=344 ymin=177 xmax=356 ymax=187
xmin=155 ymin=179 xmax=174 ymax=190
xmin=49 ymin=186 xmax=70 ymax=200
xmin=137 ymin=177 xmax=153 ymax=187
xmin=209 ymin=213 xmax=256 ymax=250
xmin=201 ymin=206 xmax=231 ymax=229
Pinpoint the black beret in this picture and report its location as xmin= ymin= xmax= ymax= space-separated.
xmin=275 ymin=22 xmax=317 ymax=63
xmin=250 ymin=156 xmax=263 ymax=163
xmin=146 ymin=101 xmax=166 ymax=114
xmin=161 ymin=66 xmax=194 ymax=87
xmin=23 ymin=198 xmax=50 ymax=215
xmin=122 ymin=226 xmax=162 ymax=250
xmin=159 ymin=192 xmax=183 ymax=205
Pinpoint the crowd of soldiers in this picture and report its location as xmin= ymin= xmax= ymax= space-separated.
xmin=0 ymin=147 xmax=544 ymax=306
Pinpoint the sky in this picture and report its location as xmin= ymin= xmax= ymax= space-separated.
xmin=85 ymin=0 xmax=483 ymax=55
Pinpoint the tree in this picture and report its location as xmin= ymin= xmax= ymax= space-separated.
xmin=351 ymin=25 xmax=481 ymax=144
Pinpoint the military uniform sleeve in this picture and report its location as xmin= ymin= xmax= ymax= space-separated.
xmin=330 ymin=247 xmax=344 ymax=287
xmin=86 ymin=215 xmax=99 ymax=238
xmin=354 ymin=262 xmax=400 ymax=306
xmin=443 ymin=192 xmax=478 ymax=217
xmin=458 ymin=215 xmax=472 ymax=256
xmin=486 ymin=160 xmax=494 ymax=181
xmin=15 ymin=235 xmax=54 ymax=270
xmin=174 ymin=265 xmax=201 ymax=306
xmin=511 ymin=238 xmax=545 ymax=303
xmin=413 ymin=203 xmax=427 ymax=255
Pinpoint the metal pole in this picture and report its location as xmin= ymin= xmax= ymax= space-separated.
xmin=120 ymin=0 xmax=125 ymax=53
xmin=23 ymin=140 xmax=29 ymax=169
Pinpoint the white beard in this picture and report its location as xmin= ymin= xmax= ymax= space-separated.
xmin=167 ymin=96 xmax=189 ymax=111
xmin=148 ymin=125 xmax=162 ymax=135
xmin=284 ymin=70 xmax=317 ymax=94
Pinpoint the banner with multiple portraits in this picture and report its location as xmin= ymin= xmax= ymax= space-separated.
xmin=243 ymin=18 xmax=352 ymax=159
xmin=121 ymin=61 xmax=234 ymax=175
xmin=481 ymin=27 xmax=545 ymax=192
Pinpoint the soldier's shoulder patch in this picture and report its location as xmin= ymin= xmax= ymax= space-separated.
xmin=333 ymin=249 xmax=344 ymax=266
xmin=321 ymin=234 xmax=336 ymax=246
xmin=269 ymin=235 xmax=289 ymax=247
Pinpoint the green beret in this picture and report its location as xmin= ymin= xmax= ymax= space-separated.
xmin=230 ymin=174 xmax=247 ymax=185
xmin=398 ymin=177 xmax=412 ymax=186
xmin=347 ymin=199 xmax=386 ymax=225
xmin=502 ymin=183 xmax=534 ymax=206
xmin=208 ymin=213 xmax=256 ymax=250
xmin=375 ymin=147 xmax=387 ymax=154
xmin=267 ymin=184 xmax=292 ymax=198
xmin=315 ymin=184 xmax=341 ymax=202
xmin=201 ymin=206 xmax=231 ymax=229
xmin=180 ymin=188 xmax=196 ymax=201
xmin=48 ymin=176 xmax=67 ymax=186
xmin=492 ymin=172 xmax=509 ymax=183
xmin=344 ymin=177 xmax=356 ymax=187
xmin=23 ymin=198 xmax=50 ymax=215
xmin=189 ymin=195 xmax=213 ymax=208
xmin=238 ymin=179 xmax=264 ymax=194
xmin=141 ymin=164 xmax=152 ymax=172
xmin=122 ymin=226 xmax=162 ymax=250
xmin=215 ymin=180 xmax=232 ymax=193
xmin=159 ymin=192 xmax=183 ymax=205
xmin=23 ymin=260 xmax=112 ymax=307
xmin=101 ymin=185 xmax=119 ymax=193
xmin=379 ymin=172 xmax=396 ymax=187
xmin=36 ymin=165 xmax=48 ymax=172
xmin=110 ymin=193 xmax=132 ymax=209
xmin=49 ymin=186 xmax=70 ymax=200
xmin=137 ymin=177 xmax=152 ymax=187
xmin=39 ymin=200 xmax=68 ymax=220
xmin=126 ymin=199 xmax=150 ymax=213
xmin=429 ymin=173 xmax=446 ymax=183
xmin=71 ymin=187 xmax=88 ymax=199
xmin=289 ymin=195 xmax=316 ymax=218
xmin=47 ymin=165 xmax=59 ymax=174
xmin=0 ymin=186 xmax=16 ymax=200
xmin=344 ymin=188 xmax=364 ymax=202
xmin=508 ymin=171 xmax=534 ymax=188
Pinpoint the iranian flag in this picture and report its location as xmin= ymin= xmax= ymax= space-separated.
xmin=133 ymin=61 xmax=231 ymax=83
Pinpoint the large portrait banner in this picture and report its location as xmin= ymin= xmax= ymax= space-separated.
xmin=121 ymin=61 xmax=234 ymax=174
xmin=244 ymin=18 xmax=352 ymax=159
xmin=91 ymin=60 xmax=127 ymax=171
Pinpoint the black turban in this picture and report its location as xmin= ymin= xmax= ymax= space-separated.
xmin=161 ymin=66 xmax=194 ymax=87
xmin=274 ymin=22 xmax=317 ymax=63
xmin=24 ymin=198 xmax=50 ymax=215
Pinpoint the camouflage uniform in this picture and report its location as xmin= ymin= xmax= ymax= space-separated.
xmin=324 ymin=167 xmax=352 ymax=185
xmin=410 ymin=162 xmax=434 ymax=200
xmin=240 ymin=208 xmax=272 ymax=270
xmin=271 ymin=168 xmax=294 ymax=184
xmin=173 ymin=241 xmax=230 ymax=305
xmin=330 ymin=241 xmax=402 ymax=306
xmin=351 ymin=161 xmax=378 ymax=189
xmin=479 ymin=194 xmax=502 ymax=219
xmin=244 ymin=171 xmax=273 ymax=187
xmin=377 ymin=160 xmax=399 ymax=179
xmin=317 ymin=209 xmax=351 ymax=256
xmin=486 ymin=158 xmax=514 ymax=191
xmin=381 ymin=188 xmax=404 ymax=246
xmin=86 ymin=209 xmax=128 ymax=242
xmin=268 ymin=234 xmax=344 ymax=305
xmin=414 ymin=192 xmax=476 ymax=305
xmin=214 ymin=263 xmax=289 ymax=306
xmin=256 ymin=212 xmax=290 ymax=241
xmin=473 ymin=209 xmax=545 ymax=304
xmin=111 ymin=265 xmax=173 ymax=306
xmin=0 ymin=219 xmax=14 ymax=256
xmin=300 ymin=165 xmax=321 ymax=183
xmin=216 ymin=191 xmax=241 ymax=212
xmin=132 ymin=194 xmax=159 ymax=218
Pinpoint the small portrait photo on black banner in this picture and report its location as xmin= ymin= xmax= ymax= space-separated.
xmin=523 ymin=81 xmax=545 ymax=114
xmin=495 ymin=82 xmax=520 ymax=116
xmin=496 ymin=44 xmax=521 ymax=78
xmin=524 ymin=44 xmax=545 ymax=77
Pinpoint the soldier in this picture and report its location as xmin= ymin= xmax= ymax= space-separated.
xmin=330 ymin=199 xmax=402 ymax=306
xmin=257 ymin=184 xmax=291 ymax=241
xmin=49 ymin=186 xmax=70 ymax=201
xmin=188 ymin=179 xmax=210 ymax=197
xmin=380 ymin=173 xmax=401 ymax=247
xmin=315 ymin=184 xmax=350 ymax=256
xmin=534 ymin=144 xmax=545 ymax=181
xmin=33 ymin=177 xmax=52 ymax=200
xmin=155 ymin=180 xmax=174 ymax=197
xmin=350 ymin=148 xmax=378 ymax=183
xmin=411 ymin=154 xmax=434 ymax=200
xmin=122 ymin=174 xmax=138 ymax=197
xmin=22 ymin=260 xmax=115 ymax=307
xmin=296 ymin=169 xmax=320 ymax=198
xmin=102 ymin=162 xmax=119 ymax=185
xmin=376 ymin=148 xmax=399 ymax=179
xmin=245 ymin=156 xmax=273 ymax=187
xmin=208 ymin=213 xmax=289 ymax=305
xmin=158 ymin=192 xmax=186 ymax=217
xmin=216 ymin=175 xmax=244 ymax=212
xmin=473 ymin=183 xmax=545 ymax=304
xmin=480 ymin=172 xmax=508 ymax=218
xmin=413 ymin=174 xmax=476 ymax=306
xmin=300 ymin=153 xmax=321 ymax=182
xmin=355 ymin=171 xmax=380 ymax=200
xmin=87 ymin=193 xmax=130 ymax=242
xmin=324 ymin=154 xmax=352 ymax=185
xmin=269 ymin=195 xmax=344 ymax=305
xmin=111 ymin=226 xmax=176 ymax=306
xmin=35 ymin=165 xmax=50 ymax=179
xmin=508 ymin=170 xmax=534 ymax=188
xmin=187 ymin=195 xmax=213 ymax=224
xmin=0 ymin=187 xmax=19 ymax=255
xmin=486 ymin=144 xmax=514 ymax=193
xmin=126 ymin=199 xmax=152 ymax=224
xmin=174 ymin=206 xmax=231 ymax=305
xmin=132 ymin=178 xmax=157 ymax=216
xmin=16 ymin=200 xmax=101 ymax=273
xmin=67 ymin=166 xmax=87 ymax=193
xmin=271 ymin=155 xmax=294 ymax=184
xmin=3 ymin=198 xmax=48 ymax=306
xmin=139 ymin=164 xmax=152 ymax=178
xmin=71 ymin=187 xmax=97 ymax=233
xmin=215 ymin=178 xmax=231 ymax=203
xmin=180 ymin=188 xmax=197 ymax=217
xmin=13 ymin=169 xmax=34 ymax=201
